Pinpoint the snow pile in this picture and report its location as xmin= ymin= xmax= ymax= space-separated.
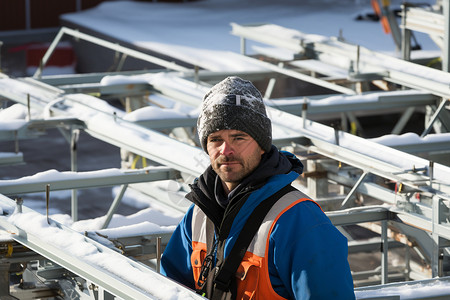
xmin=370 ymin=132 xmax=450 ymax=146
xmin=123 ymin=106 xmax=188 ymax=122
xmin=355 ymin=279 xmax=450 ymax=299
xmin=0 ymin=104 xmax=28 ymax=130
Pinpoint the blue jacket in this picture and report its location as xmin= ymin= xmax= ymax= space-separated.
xmin=161 ymin=148 xmax=355 ymax=299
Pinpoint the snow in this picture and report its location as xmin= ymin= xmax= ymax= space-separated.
xmin=123 ymin=106 xmax=188 ymax=121
xmin=6 ymin=210 xmax=198 ymax=299
xmin=0 ymin=168 xmax=128 ymax=184
xmin=370 ymin=132 xmax=450 ymax=146
xmin=355 ymin=279 xmax=450 ymax=299
xmin=100 ymin=75 xmax=149 ymax=86
xmin=0 ymin=120 xmax=27 ymax=131
xmin=0 ymin=103 xmax=28 ymax=120
xmin=60 ymin=0 xmax=439 ymax=72
xmin=0 ymin=104 xmax=29 ymax=129
xmin=0 ymin=0 xmax=448 ymax=298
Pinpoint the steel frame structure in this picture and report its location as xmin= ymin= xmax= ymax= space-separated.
xmin=1 ymin=13 xmax=450 ymax=298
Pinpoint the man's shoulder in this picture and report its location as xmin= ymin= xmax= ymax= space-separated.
xmin=283 ymin=188 xmax=310 ymax=201
xmin=276 ymin=188 xmax=317 ymax=208
xmin=273 ymin=188 xmax=327 ymax=221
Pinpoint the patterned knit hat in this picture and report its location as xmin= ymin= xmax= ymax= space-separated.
xmin=197 ymin=76 xmax=272 ymax=153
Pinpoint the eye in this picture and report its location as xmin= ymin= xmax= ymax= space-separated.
xmin=234 ymin=134 xmax=248 ymax=141
xmin=208 ymin=137 xmax=221 ymax=143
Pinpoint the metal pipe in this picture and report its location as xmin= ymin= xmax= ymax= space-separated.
xmin=156 ymin=236 xmax=162 ymax=273
xmin=432 ymin=195 xmax=442 ymax=277
xmin=392 ymin=106 xmax=415 ymax=134
xmin=71 ymin=129 xmax=80 ymax=222
xmin=429 ymin=161 xmax=434 ymax=187
xmin=341 ymin=171 xmax=369 ymax=209
xmin=240 ymin=36 xmax=246 ymax=55
xmin=46 ymin=184 xmax=50 ymax=225
xmin=15 ymin=197 xmax=23 ymax=214
xmin=33 ymin=28 xmax=66 ymax=79
xmin=301 ymin=99 xmax=307 ymax=129
xmin=102 ymin=184 xmax=128 ymax=229
xmin=401 ymin=4 xmax=411 ymax=61
xmin=443 ymin=0 xmax=450 ymax=72
xmin=27 ymin=94 xmax=31 ymax=120
xmin=381 ymin=220 xmax=389 ymax=284
xmin=14 ymin=131 xmax=19 ymax=154
xmin=421 ymin=98 xmax=448 ymax=137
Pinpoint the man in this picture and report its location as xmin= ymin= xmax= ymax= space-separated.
xmin=161 ymin=77 xmax=355 ymax=299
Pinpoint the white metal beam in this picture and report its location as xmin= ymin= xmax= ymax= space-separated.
xmin=0 ymin=167 xmax=178 ymax=195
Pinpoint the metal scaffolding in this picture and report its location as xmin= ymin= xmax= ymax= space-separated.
xmin=1 ymin=7 xmax=450 ymax=298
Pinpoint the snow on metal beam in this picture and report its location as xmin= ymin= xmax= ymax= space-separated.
xmin=0 ymin=76 xmax=209 ymax=177
xmin=0 ymin=153 xmax=23 ymax=167
xmin=0 ymin=167 xmax=178 ymax=195
xmin=266 ymin=90 xmax=439 ymax=115
xmin=231 ymin=23 xmax=450 ymax=99
xmin=268 ymin=106 xmax=450 ymax=199
xmin=0 ymin=195 xmax=204 ymax=300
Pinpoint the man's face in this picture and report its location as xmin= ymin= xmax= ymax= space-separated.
xmin=207 ymin=129 xmax=264 ymax=192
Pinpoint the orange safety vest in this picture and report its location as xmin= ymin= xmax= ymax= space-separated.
xmin=190 ymin=190 xmax=316 ymax=300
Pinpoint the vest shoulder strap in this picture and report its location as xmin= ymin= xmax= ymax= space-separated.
xmin=210 ymin=184 xmax=296 ymax=299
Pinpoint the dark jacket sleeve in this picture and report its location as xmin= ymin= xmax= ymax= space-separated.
xmin=268 ymin=201 xmax=355 ymax=299
xmin=160 ymin=205 xmax=196 ymax=289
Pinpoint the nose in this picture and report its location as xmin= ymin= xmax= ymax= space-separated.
xmin=219 ymin=141 xmax=234 ymax=156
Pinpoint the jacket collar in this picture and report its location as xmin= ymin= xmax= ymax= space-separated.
xmin=186 ymin=146 xmax=303 ymax=225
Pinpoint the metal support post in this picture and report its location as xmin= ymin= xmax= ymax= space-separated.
xmin=421 ymin=99 xmax=448 ymax=137
xmin=382 ymin=1 xmax=402 ymax=52
xmin=264 ymin=78 xmax=277 ymax=99
xmin=15 ymin=198 xmax=23 ymax=213
xmin=341 ymin=171 xmax=369 ymax=209
xmin=14 ymin=131 xmax=19 ymax=154
xmin=194 ymin=65 xmax=199 ymax=84
xmin=71 ymin=129 xmax=80 ymax=222
xmin=116 ymin=53 xmax=128 ymax=72
xmin=27 ymin=94 xmax=31 ymax=121
xmin=0 ymin=262 xmax=15 ymax=299
xmin=346 ymin=112 xmax=363 ymax=136
xmin=392 ymin=106 xmax=415 ymax=134
xmin=0 ymin=41 xmax=3 ymax=72
xmin=340 ymin=113 xmax=348 ymax=133
xmin=443 ymin=0 xmax=450 ymax=72
xmin=156 ymin=236 xmax=162 ymax=273
xmin=405 ymin=242 xmax=411 ymax=281
xmin=264 ymin=62 xmax=283 ymax=98
xmin=240 ymin=36 xmax=246 ymax=55
xmin=432 ymin=196 xmax=443 ymax=277
xmin=381 ymin=220 xmax=389 ymax=284
xmin=102 ymin=184 xmax=128 ymax=229
xmin=125 ymin=96 xmax=146 ymax=113
xmin=33 ymin=28 xmax=65 ymax=79
xmin=401 ymin=4 xmax=411 ymax=61
xmin=306 ymin=160 xmax=328 ymax=199
xmin=301 ymin=99 xmax=307 ymax=129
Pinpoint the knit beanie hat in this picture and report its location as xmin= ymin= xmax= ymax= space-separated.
xmin=197 ymin=76 xmax=272 ymax=153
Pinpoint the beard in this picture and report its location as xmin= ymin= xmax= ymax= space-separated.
xmin=211 ymin=152 xmax=261 ymax=189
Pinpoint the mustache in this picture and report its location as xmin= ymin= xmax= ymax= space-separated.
xmin=216 ymin=155 xmax=241 ymax=164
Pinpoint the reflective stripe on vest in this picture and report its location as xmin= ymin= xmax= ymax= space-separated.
xmin=190 ymin=190 xmax=319 ymax=299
